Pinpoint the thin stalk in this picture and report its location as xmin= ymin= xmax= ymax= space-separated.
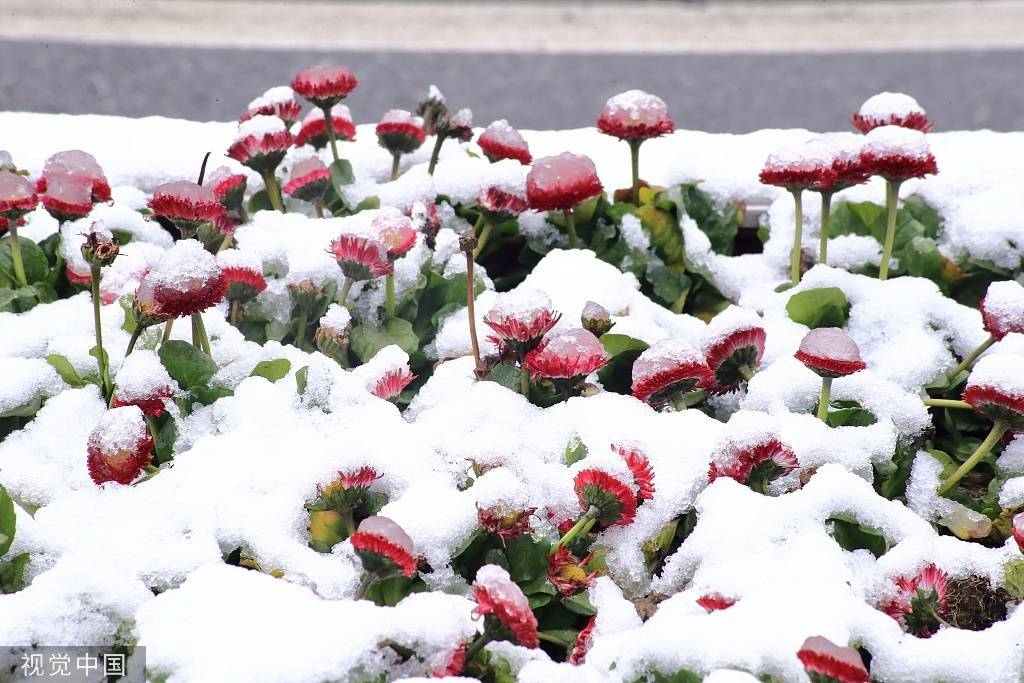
xmin=322 ymin=107 xmax=340 ymax=163
xmin=161 ymin=319 xmax=175 ymax=344
xmin=229 ymin=300 xmax=240 ymax=328
xmin=196 ymin=151 xmax=211 ymax=185
xmin=340 ymin=508 xmax=356 ymax=538
xmin=390 ymin=152 xmax=401 ymax=181
xmin=384 ymin=273 xmax=396 ymax=319
xmin=937 ymin=421 xmax=1009 ymax=496
xmin=629 ymin=139 xmax=642 ymax=205
xmin=191 ymin=313 xmax=211 ymax=355
xmin=294 ymin=306 xmax=308 ymax=351
xmin=427 ymin=134 xmax=445 ymax=176
xmin=8 ymin=223 xmax=28 ymax=288
xmin=338 ymin=277 xmax=354 ymax=306
xmin=124 ymin=325 xmax=143 ymax=357
xmin=520 ymin=367 xmax=530 ymax=398
xmin=261 ymin=171 xmax=286 ymax=213
xmin=354 ymin=572 xmax=377 ymax=601
xmin=237 ymin=204 xmax=250 ymax=225
xmin=314 ymin=200 xmax=324 ymax=219
xmin=564 ymin=208 xmax=579 ymax=249
xmin=818 ymin=191 xmax=833 ymax=265
xmin=217 ymin=232 xmax=233 ymax=253
xmin=878 ymin=179 xmax=902 ymax=281
xmin=473 ymin=222 xmax=494 ymax=260
xmin=789 ymin=189 xmax=804 ymax=285
xmin=465 ymin=246 xmax=485 ymax=378
xmin=552 ymin=515 xmax=596 ymax=554
xmin=947 ymin=336 xmax=995 ymax=381
xmin=463 ymin=634 xmax=493 ymax=663
xmin=89 ymin=265 xmax=110 ymax=397
xmin=923 ymin=398 xmax=973 ymax=410
xmin=816 ymin=376 xmax=832 ymax=422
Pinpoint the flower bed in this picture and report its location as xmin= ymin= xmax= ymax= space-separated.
xmin=1 ymin=79 xmax=1024 ymax=682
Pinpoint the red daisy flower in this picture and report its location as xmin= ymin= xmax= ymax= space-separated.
xmin=65 ymin=263 xmax=92 ymax=286
xmin=696 ymin=593 xmax=737 ymax=612
xmin=0 ymin=171 xmax=38 ymax=221
xmin=631 ymin=339 xmax=714 ymax=406
xmin=472 ymin=564 xmax=539 ymax=648
xmin=980 ymin=280 xmax=1024 ymax=341
xmin=111 ymin=388 xmax=173 ymax=419
xmin=372 ymin=210 xmax=418 ymax=258
xmin=375 ymin=109 xmax=427 ymax=156
xmin=149 ymin=181 xmax=225 ymax=234
xmin=282 ymin=157 xmax=331 ymax=202
xmin=294 ymin=105 xmax=357 ymax=149
xmin=574 ymin=468 xmax=637 ymax=528
xmin=796 ymin=636 xmax=870 ymax=683
xmin=852 ymin=92 xmax=933 ymax=135
xmin=794 ymin=327 xmax=866 ymax=378
xmin=206 ymin=167 xmax=248 ymax=209
xmin=483 ymin=289 xmax=562 ymax=358
xmin=110 ymin=351 xmax=175 ymax=417
xmin=227 ymin=116 xmax=293 ymax=173
xmin=313 ymin=466 xmax=382 ymax=510
xmin=38 ymin=150 xmax=110 ymax=203
xmin=523 ymin=329 xmax=608 ymax=381
xmin=434 ymin=642 xmax=466 ymax=677
xmin=548 ymin=546 xmax=598 ymax=596
xmin=612 ymin=443 xmax=655 ymax=501
xmin=703 ymin=312 xmax=767 ymax=395
xmin=596 ymin=89 xmax=675 ymax=141
xmin=239 ymin=86 xmax=303 ymax=127
xmin=40 ymin=175 xmax=94 ymax=223
xmin=962 ymin=355 xmax=1024 ymax=430
xmin=370 ymin=367 xmax=416 ymax=401
xmin=350 ymin=515 xmax=418 ymax=579
xmin=478 ymin=185 xmax=529 ymax=221
xmin=133 ymin=239 xmax=226 ymax=323
xmin=879 ymin=564 xmax=948 ymax=638
xmin=708 ymin=437 xmax=799 ymax=494
xmin=291 ymin=65 xmax=358 ymax=108
xmin=86 ymin=406 xmax=154 ymax=485
xmin=759 ymin=143 xmax=834 ymax=191
xmin=477 ymin=504 xmax=535 ymax=542
xmin=1013 ymin=511 xmax=1024 ymax=552
xmin=329 ymin=233 xmax=392 ymax=280
xmin=805 ymin=133 xmax=871 ymax=193
xmin=527 ymin=153 xmax=604 ymax=212
xmin=859 ymin=125 xmax=938 ymax=182
xmin=218 ymin=256 xmax=267 ymax=305
xmin=477 ymin=120 xmax=532 ymax=165
xmin=569 ymin=615 xmax=596 ymax=665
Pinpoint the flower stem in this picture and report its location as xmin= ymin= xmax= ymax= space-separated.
xmin=390 ymin=152 xmax=401 ymax=181
xmin=552 ymin=515 xmax=596 ymax=554
xmin=948 ymin=336 xmax=995 ymax=381
xmin=520 ymin=367 xmax=530 ymax=398
xmin=937 ymin=421 xmax=1009 ymax=496
xmin=229 ymin=300 xmax=240 ymax=328
xmin=191 ymin=313 xmax=211 ymax=356
xmin=474 ymin=222 xmax=493 ymax=260
xmin=125 ymin=325 xmax=143 ymax=357
xmin=8 ymin=223 xmax=28 ymax=288
xmin=789 ymin=189 xmax=804 ymax=285
xmin=322 ymin=106 xmax=340 ymax=163
xmin=314 ymin=200 xmax=324 ymax=219
xmin=629 ymin=139 xmax=642 ymax=206
xmin=261 ymin=171 xmax=286 ymax=213
xmin=816 ymin=376 xmax=832 ymax=422
xmin=89 ymin=265 xmax=110 ymax=397
xmin=463 ymin=633 xmax=493 ymax=663
xmin=294 ymin=306 xmax=308 ymax=351
xmin=338 ymin=277 xmax=354 ymax=306
xmin=564 ymin=208 xmax=579 ymax=249
xmin=427 ymin=134 xmax=445 ymax=176
xmin=354 ymin=571 xmax=377 ymax=601
xmin=384 ymin=273 xmax=396 ymax=319
xmin=879 ymin=179 xmax=902 ymax=281
xmin=237 ymin=204 xmax=250 ymax=225
xmin=465 ymin=245 xmax=485 ymax=378
xmin=217 ymin=232 xmax=233 ymax=253
xmin=818 ymin=191 xmax=833 ymax=265
xmin=923 ymin=398 xmax=973 ymax=410
xmin=161 ymin=319 xmax=175 ymax=344
xmin=340 ymin=508 xmax=356 ymax=538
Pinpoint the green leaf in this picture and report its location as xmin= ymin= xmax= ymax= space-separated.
xmin=538 ymin=629 xmax=577 ymax=648
xmin=350 ymin=318 xmax=420 ymax=363
xmin=353 ymin=196 xmax=380 ymax=212
xmin=825 ymin=400 xmax=877 ymax=428
xmin=600 ymin=334 xmax=649 ymax=358
xmin=158 ymin=340 xmax=218 ymax=389
xmin=295 ymin=365 xmax=309 ymax=395
xmin=248 ymin=190 xmax=273 ymax=213
xmin=0 ymin=394 xmax=43 ymax=419
xmin=504 ymin=535 xmax=550 ymax=583
xmin=249 ymin=359 xmax=291 ymax=383
xmin=330 ymin=159 xmax=355 ymax=186
xmin=0 ymin=552 xmax=29 ymax=593
xmin=1004 ymin=558 xmax=1024 ymax=601
xmin=45 ymin=354 xmax=87 ymax=388
xmin=487 ymin=362 xmax=523 ymax=393
xmin=0 ymin=484 xmax=15 ymax=557
xmin=597 ymin=333 xmax=650 ymax=395
xmin=153 ymin=415 xmax=178 ymax=466
xmin=0 ymin=235 xmax=50 ymax=285
xmin=562 ymin=591 xmax=596 ymax=616
xmin=565 ymin=434 xmax=588 ymax=466
xmin=786 ymin=287 xmax=850 ymax=329
xmin=119 ymin=295 xmax=137 ymax=333
xmin=901 ymin=236 xmax=946 ymax=287
xmin=827 ymin=513 xmax=890 ymax=558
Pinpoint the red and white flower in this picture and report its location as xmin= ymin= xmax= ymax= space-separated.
xmin=708 ymin=436 xmax=799 ymax=494
xmin=522 ymin=329 xmax=608 ymax=382
xmin=282 ymin=157 xmax=331 ymax=202
xmin=370 ymin=367 xmax=415 ymax=401
xmin=149 ymin=181 xmax=225 ymax=235
xmin=878 ymin=564 xmax=948 ymax=638
xmin=696 ymin=593 xmax=737 ymax=612
xmin=86 ymin=406 xmax=154 ymax=485
xmin=37 ymin=150 xmax=111 ymax=203
xmin=796 ymin=636 xmax=870 ymax=683
xmin=372 ymin=209 xmax=418 ymax=259
xmin=794 ymin=327 xmax=866 ymax=378
xmin=1012 ymin=511 xmax=1024 ymax=552
xmin=0 ymin=171 xmax=38 ymax=221
xmin=483 ymin=287 xmax=561 ymax=358
xmin=329 ymin=233 xmax=392 ymax=280
xmin=111 ymin=350 xmax=176 ymax=418
xmin=962 ymin=353 xmax=1024 ymax=430
xmin=548 ymin=546 xmax=597 ymax=597
xmin=313 ymin=466 xmax=381 ymax=510
xmin=133 ymin=239 xmax=226 ymax=324
xmin=227 ymin=115 xmax=293 ymax=173
xmin=65 ymin=263 xmax=92 ymax=286
xmin=859 ymin=125 xmax=938 ymax=182
xmin=702 ymin=307 xmax=767 ymax=395
xmin=527 ymin=153 xmax=604 ymax=212
xmin=980 ymin=280 xmax=1024 ymax=340
xmin=433 ymin=643 xmax=467 ymax=677
xmin=569 ymin=616 xmax=596 ymax=665
xmin=596 ymin=89 xmax=674 ymax=141
xmin=349 ymin=515 xmax=418 ymax=579
xmin=206 ymin=166 xmax=248 ymax=210
xmin=477 ymin=504 xmax=535 ymax=542
xmin=631 ymin=339 xmax=714 ymax=406
xmin=472 ymin=564 xmax=539 ymax=648
xmin=291 ymin=65 xmax=358 ymax=108
xmin=240 ymin=85 xmax=303 ymax=127
xmin=805 ymin=133 xmax=871 ymax=193
xmin=217 ymin=249 xmax=267 ymax=304
xmin=294 ymin=105 xmax=357 ymax=149
xmin=573 ymin=468 xmax=637 ymax=528
xmin=40 ymin=175 xmax=94 ymax=223
xmin=759 ymin=142 xmax=833 ymax=190
xmin=375 ymin=109 xmax=426 ymax=156
xmin=478 ymin=185 xmax=529 ymax=221
xmin=612 ymin=443 xmax=655 ymax=501
xmin=852 ymin=91 xmax=933 ymax=135
xmin=477 ymin=120 xmax=532 ymax=165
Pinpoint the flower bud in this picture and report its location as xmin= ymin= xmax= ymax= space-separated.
xmin=581 ymin=301 xmax=614 ymax=337
xmin=81 ymin=227 xmax=120 ymax=268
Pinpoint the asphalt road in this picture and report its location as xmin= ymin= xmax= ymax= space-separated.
xmin=2 ymin=39 xmax=1023 ymax=132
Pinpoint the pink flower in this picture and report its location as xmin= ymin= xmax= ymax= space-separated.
xmin=703 ymin=319 xmax=766 ymax=395
xmin=477 ymin=120 xmax=532 ymax=165
xmin=40 ymin=176 xmax=94 ymax=223
xmin=291 ymin=65 xmax=358 ymax=108
xmin=239 ymin=86 xmax=303 ymax=127
xmin=527 ymin=153 xmax=604 ymax=212
xmin=879 ymin=564 xmax=948 ymax=638
xmin=370 ymin=367 xmax=415 ymax=401
xmin=805 ymin=133 xmax=871 ymax=193
xmin=596 ymin=89 xmax=674 ymax=141
xmin=696 ymin=593 xmax=737 ymax=612
xmin=794 ymin=327 xmax=866 ymax=378
xmin=282 ymin=158 xmax=331 ymax=202
xmin=149 ymin=181 xmax=225 ymax=234
xmin=569 ymin=615 xmax=596 ymax=665
xmin=86 ymin=406 xmax=154 ymax=485
xmin=350 ymin=515 xmax=418 ymax=579
xmin=708 ymin=437 xmax=799 ymax=493
xmin=227 ymin=116 xmax=293 ymax=172
xmin=631 ymin=339 xmax=714 ymax=406
xmin=375 ymin=109 xmax=427 ymax=156
xmin=478 ymin=185 xmax=529 ymax=220
xmin=483 ymin=288 xmax=561 ymax=358
xmin=314 ymin=466 xmax=382 ymax=510
xmin=372 ymin=210 xmax=418 ymax=258
xmin=574 ymin=468 xmax=637 ymax=528
xmin=433 ymin=643 xmax=466 ymax=677
xmin=962 ymin=383 xmax=1024 ymax=428
xmin=980 ymin=280 xmax=1024 ymax=341
xmin=522 ymin=329 xmax=608 ymax=381
xmin=472 ymin=564 xmax=539 ymax=648
xmin=329 ymin=234 xmax=392 ymax=280
xmin=206 ymin=167 xmax=248 ymax=209
xmin=759 ymin=143 xmax=833 ymax=190
xmin=220 ymin=265 xmax=267 ymax=305
xmin=294 ymin=105 xmax=357 ymax=149
xmin=612 ymin=443 xmax=655 ymax=501
xmin=852 ymin=92 xmax=932 ymax=135
xmin=548 ymin=546 xmax=597 ymax=597
xmin=38 ymin=150 xmax=110 ymax=203
xmin=1012 ymin=511 xmax=1024 ymax=552
xmin=133 ymin=240 xmax=226 ymax=323
xmin=65 ymin=263 xmax=92 ymax=286
xmin=796 ymin=636 xmax=870 ymax=683
xmin=0 ymin=171 xmax=38 ymax=221
xmin=859 ymin=125 xmax=938 ymax=182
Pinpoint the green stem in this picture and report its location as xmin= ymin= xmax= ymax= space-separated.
xmin=466 ymin=248 xmax=484 ymax=377
xmin=537 ymin=632 xmax=568 ymax=646
xmin=8 ymin=223 xmax=28 ymax=288
xmin=520 ymin=366 xmax=530 ymax=397
xmin=879 ymin=179 xmax=902 ymax=281
xmin=937 ymin=421 xmax=1009 ymax=496
xmin=818 ymin=191 xmax=833 ymax=265
xmin=354 ymin=571 xmax=377 ymax=601
xmin=564 ymin=208 xmax=579 ymax=249
xmin=552 ymin=514 xmax=596 ymax=554
xmin=125 ymin=325 xmax=143 ymax=358
xmin=191 ymin=313 xmax=212 ymax=356
xmin=261 ymin=171 xmax=286 ymax=213
xmin=390 ymin=152 xmax=401 ymax=181
xmin=947 ymin=336 xmax=995 ymax=381
xmin=294 ymin=306 xmax=308 ymax=350
xmin=427 ymin=134 xmax=445 ymax=176
xmin=237 ymin=204 xmax=250 ymax=225
xmin=322 ymin=106 xmax=340 ymax=163
xmin=923 ymin=398 xmax=973 ymax=410
xmin=629 ymin=139 xmax=641 ymax=206
xmin=338 ymin=277 xmax=354 ymax=306
xmin=89 ymin=265 xmax=111 ymax=397
xmin=314 ymin=200 xmax=324 ymax=219
xmin=161 ymin=319 xmax=175 ymax=344
xmin=474 ymin=222 xmax=494 ymax=260
xmin=463 ymin=633 xmax=493 ymax=663
xmin=384 ymin=273 xmax=396 ymax=319
xmin=229 ymin=300 xmax=240 ymax=328
xmin=816 ymin=376 xmax=832 ymax=422
xmin=789 ymin=189 xmax=803 ymax=285
xmin=340 ymin=508 xmax=356 ymax=538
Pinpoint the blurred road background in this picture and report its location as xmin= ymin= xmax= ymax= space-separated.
xmin=2 ymin=0 xmax=1023 ymax=132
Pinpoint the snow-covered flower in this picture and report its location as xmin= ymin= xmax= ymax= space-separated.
xmin=759 ymin=142 xmax=832 ymax=190
xmin=477 ymin=119 xmax=532 ymax=165
xmin=349 ymin=516 xmax=418 ymax=579
xmin=796 ymin=636 xmax=870 ymax=683
xmin=477 ymin=505 xmax=535 ymax=542
xmin=311 ymin=466 xmax=381 ymax=511
xmin=1012 ymin=512 xmax=1024 ymax=552
xmin=133 ymin=239 xmax=226 ymax=324
xmin=478 ymin=185 xmax=529 ymax=222
xmin=703 ymin=310 xmax=767 ymax=395
xmin=794 ymin=327 xmax=866 ymax=378
xmin=859 ymin=125 xmax=938 ymax=181
xmin=962 ymin=354 xmax=1024 ymax=430
xmin=483 ymin=288 xmax=561 ymax=359
xmin=434 ymin=643 xmax=467 ymax=677
xmin=294 ymin=105 xmax=357 ymax=148
xmin=878 ymin=564 xmax=948 ymax=638
xmin=471 ymin=564 xmax=539 ymax=648
xmin=573 ymin=468 xmax=637 ymax=528
xmin=523 ymin=329 xmax=607 ymax=382
xmin=569 ymin=615 xmax=596 ymax=665
xmin=980 ymin=280 xmax=1024 ymax=340
xmin=37 ymin=149 xmax=111 ymax=202
xmin=547 ymin=546 xmax=597 ymax=597
xmin=218 ymin=250 xmax=267 ymax=305
xmin=0 ymin=171 xmax=38 ymax=220
xmin=329 ymin=234 xmax=392 ymax=280
xmin=631 ymin=339 xmax=714 ymax=406
xmin=206 ymin=166 xmax=248 ymax=210
xmin=370 ymin=367 xmax=415 ymax=401
xmin=86 ymin=406 xmax=154 ymax=485
xmin=111 ymin=351 xmax=175 ymax=418
xmin=612 ymin=443 xmax=655 ymax=502
xmin=290 ymin=65 xmax=358 ymax=108
xmin=282 ymin=157 xmax=331 ymax=203
xmin=375 ymin=109 xmax=426 ymax=156
xmin=227 ymin=115 xmax=293 ymax=173
xmin=805 ymin=133 xmax=871 ymax=193
xmin=372 ymin=210 xmax=418 ymax=259
xmin=40 ymin=175 xmax=94 ymax=223
xmin=696 ymin=593 xmax=737 ymax=612
xmin=526 ymin=152 xmax=604 ymax=212
xmin=239 ymin=85 xmax=302 ymax=127
xmin=852 ymin=91 xmax=932 ymax=134
xmin=596 ymin=89 xmax=674 ymax=141
xmin=148 ymin=181 xmax=225 ymax=236
xmin=580 ymin=301 xmax=614 ymax=337
xmin=315 ymin=303 xmax=352 ymax=362
xmin=708 ymin=436 xmax=799 ymax=494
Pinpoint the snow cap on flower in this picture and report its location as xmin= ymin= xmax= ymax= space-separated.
xmin=290 ymin=65 xmax=358 ymax=108
xmin=523 ymin=328 xmax=607 ymax=381
xmin=574 ymin=468 xmax=637 ymax=528
xmin=80 ymin=225 xmax=120 ymax=268
xmin=294 ymin=105 xmax=357 ymax=149
xmin=759 ymin=140 xmax=834 ymax=190
xmin=38 ymin=149 xmax=110 ymax=202
xmin=350 ymin=515 xmax=417 ymax=579
xmin=852 ymin=91 xmax=932 ymax=134
xmin=472 ymin=564 xmax=539 ymax=648
xmin=86 ymin=405 xmax=154 ymax=485
xmin=134 ymin=239 xmax=225 ymax=323
xmin=0 ymin=171 xmax=38 ymax=221
xmin=227 ymin=115 xmax=293 ymax=172
xmin=478 ymin=119 xmax=532 ymax=165
xmin=40 ymin=175 xmax=94 ymax=223
xmin=527 ymin=152 xmax=604 ymax=212
xmin=859 ymin=125 xmax=938 ymax=181
xmin=372 ymin=208 xmax=418 ymax=258
xmin=581 ymin=301 xmax=614 ymax=337
xmin=708 ymin=433 xmax=799 ymax=494
xmin=795 ymin=327 xmax=866 ymax=378
xmin=796 ymin=636 xmax=870 ymax=683
xmin=548 ymin=546 xmax=597 ymax=597
xmin=311 ymin=466 xmax=381 ymax=511
xmin=805 ymin=132 xmax=870 ymax=192
xmin=375 ymin=109 xmax=426 ymax=156
xmin=282 ymin=157 xmax=330 ymax=202
xmin=316 ymin=303 xmax=352 ymax=361
xmin=329 ymin=233 xmax=392 ymax=280
xmin=980 ymin=280 xmax=1024 ymax=340
xmin=149 ymin=181 xmax=224 ymax=234
xmin=703 ymin=306 xmax=767 ymax=394
xmin=444 ymin=108 xmax=474 ymax=142
xmin=370 ymin=367 xmax=415 ymax=401
xmin=483 ymin=287 xmax=561 ymax=357
xmin=962 ymin=353 xmax=1024 ymax=430
xmin=612 ymin=443 xmax=655 ymax=501
xmin=206 ymin=166 xmax=248 ymax=209
xmin=879 ymin=564 xmax=948 ymax=638
xmin=111 ymin=350 xmax=175 ymax=418
xmin=696 ymin=593 xmax=737 ymax=612
xmin=570 ymin=614 xmax=596 ymax=665
xmin=596 ymin=89 xmax=674 ymax=141
xmin=241 ymin=85 xmax=302 ymax=127
xmin=631 ymin=338 xmax=714 ymax=406
xmin=217 ymin=249 xmax=267 ymax=304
